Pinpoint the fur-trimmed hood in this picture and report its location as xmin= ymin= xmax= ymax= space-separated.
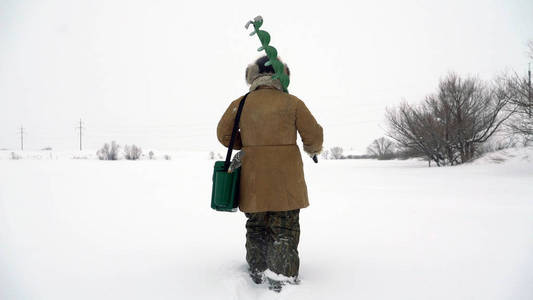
xmin=249 ymin=75 xmax=283 ymax=92
xmin=245 ymin=56 xmax=290 ymax=91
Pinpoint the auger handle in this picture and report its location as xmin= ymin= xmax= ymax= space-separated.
xmin=245 ymin=15 xmax=290 ymax=93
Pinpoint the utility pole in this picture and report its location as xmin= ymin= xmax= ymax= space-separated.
xmin=19 ymin=126 xmax=25 ymax=151
xmin=76 ymin=119 xmax=84 ymax=151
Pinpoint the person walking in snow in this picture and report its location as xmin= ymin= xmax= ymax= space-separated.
xmin=217 ymin=56 xmax=323 ymax=291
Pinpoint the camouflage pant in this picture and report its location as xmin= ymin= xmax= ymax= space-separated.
xmin=245 ymin=209 xmax=300 ymax=278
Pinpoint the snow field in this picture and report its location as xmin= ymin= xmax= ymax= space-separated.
xmin=0 ymin=149 xmax=532 ymax=299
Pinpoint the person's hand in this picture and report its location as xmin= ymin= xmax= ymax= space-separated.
xmin=228 ymin=151 xmax=245 ymax=173
xmin=307 ymin=152 xmax=319 ymax=163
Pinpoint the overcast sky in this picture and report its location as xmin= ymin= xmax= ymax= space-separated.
xmin=1 ymin=0 xmax=532 ymax=154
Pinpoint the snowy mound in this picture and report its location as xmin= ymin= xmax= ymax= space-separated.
xmin=471 ymin=146 xmax=533 ymax=165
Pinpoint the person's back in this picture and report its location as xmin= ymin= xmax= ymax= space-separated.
xmin=217 ymin=56 xmax=323 ymax=291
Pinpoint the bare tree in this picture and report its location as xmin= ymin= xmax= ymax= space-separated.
xmin=367 ymin=137 xmax=395 ymax=159
xmin=97 ymin=141 xmax=120 ymax=160
xmin=387 ymin=73 xmax=513 ymax=166
xmin=124 ymin=144 xmax=142 ymax=160
xmin=497 ymin=72 xmax=532 ymax=144
xmin=329 ymin=146 xmax=344 ymax=160
xmin=494 ymin=41 xmax=533 ymax=145
xmin=386 ymin=101 xmax=446 ymax=165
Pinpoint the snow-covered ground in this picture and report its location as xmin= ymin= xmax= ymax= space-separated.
xmin=0 ymin=148 xmax=532 ymax=300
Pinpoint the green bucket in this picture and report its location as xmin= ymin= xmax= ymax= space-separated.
xmin=211 ymin=161 xmax=240 ymax=212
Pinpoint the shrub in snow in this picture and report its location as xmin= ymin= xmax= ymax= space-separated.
xmin=208 ymin=151 xmax=215 ymax=160
xmin=72 ymin=156 xmax=88 ymax=160
xmin=149 ymin=151 xmax=155 ymax=160
xmin=344 ymin=154 xmax=374 ymax=159
xmin=479 ymin=136 xmax=518 ymax=155
xmin=387 ymin=73 xmax=513 ymax=166
xmin=164 ymin=154 xmax=171 ymax=160
xmin=395 ymin=148 xmax=424 ymax=160
xmin=367 ymin=137 xmax=396 ymax=160
xmin=97 ymin=141 xmax=120 ymax=160
xmin=329 ymin=146 xmax=344 ymax=160
xmin=499 ymin=71 xmax=533 ymax=145
xmin=10 ymin=152 xmax=21 ymax=160
xmin=124 ymin=145 xmax=142 ymax=160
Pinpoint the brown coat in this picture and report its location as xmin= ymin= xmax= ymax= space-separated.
xmin=217 ymin=87 xmax=323 ymax=213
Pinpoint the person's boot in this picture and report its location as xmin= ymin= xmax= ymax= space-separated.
xmin=267 ymin=278 xmax=283 ymax=293
xmin=290 ymin=277 xmax=301 ymax=285
xmin=249 ymin=269 xmax=264 ymax=284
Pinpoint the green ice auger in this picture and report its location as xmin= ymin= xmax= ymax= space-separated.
xmin=245 ymin=16 xmax=290 ymax=93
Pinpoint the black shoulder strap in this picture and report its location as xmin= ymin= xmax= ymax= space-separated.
xmin=224 ymin=92 xmax=249 ymax=171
